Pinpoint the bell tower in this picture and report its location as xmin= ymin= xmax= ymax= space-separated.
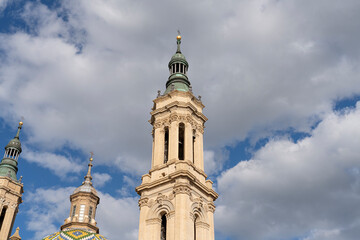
xmin=136 ymin=34 xmax=218 ymax=240
xmin=0 ymin=122 xmax=24 ymax=240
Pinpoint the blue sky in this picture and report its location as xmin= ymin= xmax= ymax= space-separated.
xmin=1 ymin=0 xmax=360 ymax=239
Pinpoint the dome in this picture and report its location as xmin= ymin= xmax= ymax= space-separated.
xmin=73 ymin=182 xmax=98 ymax=196
xmin=42 ymin=228 xmax=107 ymax=240
xmin=5 ymin=137 xmax=22 ymax=152
xmin=168 ymin=52 xmax=188 ymax=68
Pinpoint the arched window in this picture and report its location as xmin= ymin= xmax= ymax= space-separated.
xmin=194 ymin=215 xmax=198 ymax=240
xmin=178 ymin=123 xmax=185 ymax=160
xmin=0 ymin=206 xmax=7 ymax=231
xmin=161 ymin=214 xmax=167 ymax=240
xmin=89 ymin=206 xmax=93 ymax=222
xmin=71 ymin=205 xmax=76 ymax=219
xmin=164 ymin=127 xmax=169 ymax=163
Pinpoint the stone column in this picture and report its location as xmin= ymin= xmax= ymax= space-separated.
xmin=198 ymin=133 xmax=204 ymax=171
xmin=153 ymin=128 xmax=165 ymax=167
xmin=169 ymin=121 xmax=178 ymax=161
xmin=207 ymin=206 xmax=215 ymax=240
xmin=174 ymin=185 xmax=190 ymax=240
xmin=194 ymin=132 xmax=202 ymax=170
xmin=138 ymin=201 xmax=149 ymax=240
xmin=0 ymin=206 xmax=16 ymax=240
xmin=184 ymin=123 xmax=193 ymax=163
xmin=167 ymin=211 xmax=175 ymax=240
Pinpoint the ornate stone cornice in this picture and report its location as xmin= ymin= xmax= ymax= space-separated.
xmin=152 ymin=114 xmax=205 ymax=134
xmin=136 ymin=167 xmax=218 ymax=200
xmin=151 ymin=103 xmax=207 ymax=124
xmin=153 ymin=90 xmax=204 ymax=109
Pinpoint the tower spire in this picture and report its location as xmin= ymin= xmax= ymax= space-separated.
xmin=61 ymin=153 xmax=100 ymax=233
xmin=0 ymin=121 xmax=23 ymax=180
xmin=84 ymin=152 xmax=94 ymax=185
xmin=164 ymin=32 xmax=191 ymax=94
xmin=15 ymin=122 xmax=23 ymax=139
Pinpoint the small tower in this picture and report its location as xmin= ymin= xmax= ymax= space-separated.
xmin=136 ymin=34 xmax=218 ymax=240
xmin=0 ymin=122 xmax=24 ymax=240
xmin=61 ymin=154 xmax=100 ymax=233
xmin=42 ymin=155 xmax=107 ymax=240
xmin=9 ymin=227 xmax=21 ymax=240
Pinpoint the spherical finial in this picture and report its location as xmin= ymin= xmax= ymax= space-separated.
xmin=177 ymin=35 xmax=181 ymax=40
xmin=19 ymin=121 xmax=23 ymax=126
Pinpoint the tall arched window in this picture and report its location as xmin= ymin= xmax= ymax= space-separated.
xmin=178 ymin=123 xmax=185 ymax=160
xmin=161 ymin=214 xmax=167 ymax=240
xmin=164 ymin=127 xmax=169 ymax=163
xmin=0 ymin=206 xmax=7 ymax=231
xmin=194 ymin=215 xmax=198 ymax=240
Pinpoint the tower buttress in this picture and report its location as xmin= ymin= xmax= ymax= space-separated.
xmin=0 ymin=122 xmax=24 ymax=240
xmin=136 ymin=34 xmax=218 ymax=240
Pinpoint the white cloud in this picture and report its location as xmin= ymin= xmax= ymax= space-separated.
xmin=97 ymin=193 xmax=139 ymax=240
xmin=92 ymin=172 xmax=112 ymax=188
xmin=0 ymin=0 xmax=360 ymax=184
xmin=22 ymin=148 xmax=83 ymax=179
xmin=215 ymin=102 xmax=360 ymax=240
xmin=25 ymin=187 xmax=74 ymax=240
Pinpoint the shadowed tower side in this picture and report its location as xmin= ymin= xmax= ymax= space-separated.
xmin=136 ymin=34 xmax=218 ymax=240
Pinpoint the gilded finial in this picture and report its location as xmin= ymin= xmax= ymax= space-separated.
xmin=15 ymin=121 xmax=23 ymax=139
xmin=176 ymin=30 xmax=182 ymax=53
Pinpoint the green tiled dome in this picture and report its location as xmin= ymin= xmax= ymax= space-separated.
xmin=42 ymin=228 xmax=108 ymax=240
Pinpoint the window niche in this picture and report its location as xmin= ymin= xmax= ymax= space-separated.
xmin=161 ymin=214 xmax=167 ymax=240
xmin=0 ymin=206 xmax=7 ymax=231
xmin=164 ymin=127 xmax=169 ymax=163
xmin=178 ymin=123 xmax=185 ymax=160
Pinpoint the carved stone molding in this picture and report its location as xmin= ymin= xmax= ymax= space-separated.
xmin=173 ymin=184 xmax=191 ymax=196
xmin=196 ymin=221 xmax=210 ymax=229
xmin=153 ymin=114 xmax=203 ymax=132
xmin=146 ymin=218 xmax=161 ymax=225
xmin=207 ymin=202 xmax=216 ymax=213
xmin=138 ymin=197 xmax=149 ymax=208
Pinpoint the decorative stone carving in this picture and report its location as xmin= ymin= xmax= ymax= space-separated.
xmin=207 ymin=202 xmax=216 ymax=213
xmin=173 ymin=184 xmax=191 ymax=195
xmin=138 ymin=197 xmax=149 ymax=208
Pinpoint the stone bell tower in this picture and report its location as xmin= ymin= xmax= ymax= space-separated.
xmin=0 ymin=122 xmax=24 ymax=240
xmin=136 ymin=34 xmax=218 ymax=240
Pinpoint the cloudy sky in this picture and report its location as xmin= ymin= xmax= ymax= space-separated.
xmin=0 ymin=0 xmax=360 ymax=239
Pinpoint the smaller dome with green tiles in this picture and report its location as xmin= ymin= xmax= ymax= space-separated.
xmin=42 ymin=228 xmax=108 ymax=240
xmin=164 ymin=33 xmax=192 ymax=95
